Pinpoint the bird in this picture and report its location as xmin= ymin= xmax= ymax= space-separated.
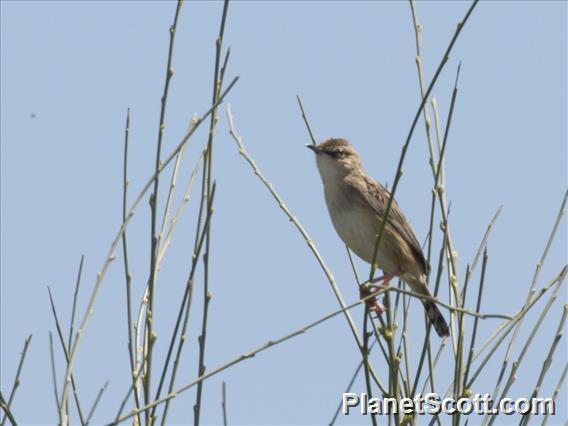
xmin=307 ymin=138 xmax=449 ymax=338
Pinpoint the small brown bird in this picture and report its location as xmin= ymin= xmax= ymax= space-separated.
xmin=307 ymin=138 xmax=449 ymax=338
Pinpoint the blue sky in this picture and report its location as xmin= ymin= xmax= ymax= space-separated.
xmin=1 ymin=1 xmax=566 ymax=425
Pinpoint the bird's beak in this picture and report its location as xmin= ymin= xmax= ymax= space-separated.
xmin=306 ymin=144 xmax=322 ymax=154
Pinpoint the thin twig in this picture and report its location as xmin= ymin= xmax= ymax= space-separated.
xmin=114 ymin=352 xmax=148 ymax=423
xmin=85 ymin=380 xmax=109 ymax=426
xmin=470 ymin=206 xmax=502 ymax=275
xmin=194 ymin=2 xmax=230 ymax=423
xmin=345 ymin=248 xmax=390 ymax=365
xmin=156 ymin=123 xmax=204 ymax=264
xmin=144 ymin=2 xmax=184 ymax=422
xmin=120 ymin=107 xmax=141 ymax=426
xmin=296 ymin=95 xmax=317 ymax=145
xmin=409 ymin=0 xmax=438 ymax=176
xmin=47 ymin=287 xmax=86 ymax=425
xmin=49 ymin=332 xmax=61 ymax=423
xmin=421 ymin=341 xmax=446 ymax=395
xmin=397 ymin=287 xmax=413 ymax=400
xmin=1 ymin=335 xmax=32 ymax=426
xmin=520 ymin=304 xmax=567 ymax=426
xmin=430 ymin=97 xmax=445 ymax=186
xmin=68 ymin=255 xmax=84 ymax=350
xmin=133 ymin=293 xmax=146 ymax=415
xmin=0 ymin=393 xmax=17 ymax=426
xmin=542 ymin=360 xmax=568 ymax=426
xmin=65 ymin=255 xmax=85 ymax=424
xmin=453 ymin=261 xmax=472 ymax=426
xmin=411 ymin=233 xmax=447 ymax=399
xmin=221 ymin=381 xmax=227 ymax=426
xmin=362 ymin=306 xmax=378 ymax=426
xmin=382 ymin=280 xmax=400 ymax=425
xmin=459 ymin=206 xmax=502 ymax=308
xmin=329 ymin=340 xmax=377 ymax=426
xmin=156 ymin=123 xmax=189 ymax=268
xmin=463 ymin=249 xmax=488 ymax=388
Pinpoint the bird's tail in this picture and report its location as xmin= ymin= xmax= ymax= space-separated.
xmin=405 ymin=273 xmax=450 ymax=338
xmin=422 ymin=299 xmax=450 ymax=338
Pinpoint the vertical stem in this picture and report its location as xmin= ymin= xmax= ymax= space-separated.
xmin=194 ymin=2 xmax=230 ymax=424
xmin=49 ymin=331 xmax=61 ymax=424
xmin=48 ymin=287 xmax=86 ymax=425
xmin=148 ymin=147 xmax=206 ymax=421
xmin=411 ymin=233 xmax=446 ymax=398
xmin=0 ymin=393 xmax=17 ymax=426
xmin=520 ymin=304 xmax=567 ymax=426
xmin=66 ymin=255 xmax=84 ymax=423
xmin=400 ymin=292 xmax=413 ymax=399
xmin=362 ymin=307 xmax=378 ymax=426
xmin=409 ymin=0 xmax=438 ymax=176
xmin=541 ymin=360 xmax=568 ymax=426
xmin=296 ymin=95 xmax=318 ymax=145
xmin=453 ymin=263 xmax=473 ymax=426
xmin=221 ymin=381 xmax=228 ymax=426
xmin=463 ymin=250 xmax=488 ymax=389
xmin=67 ymin=255 xmax=84 ymax=350
xmin=144 ymin=3 xmax=183 ymax=424
xmin=1 ymin=335 xmax=32 ymax=426
xmin=121 ymin=108 xmax=142 ymax=424
xmin=160 ymin=185 xmax=216 ymax=425
xmin=85 ymin=380 xmax=109 ymax=425
xmin=383 ymin=291 xmax=400 ymax=426
xmin=329 ymin=340 xmax=377 ymax=426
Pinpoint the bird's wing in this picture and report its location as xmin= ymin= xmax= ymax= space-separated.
xmin=349 ymin=173 xmax=429 ymax=273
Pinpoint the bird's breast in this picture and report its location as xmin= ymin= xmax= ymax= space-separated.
xmin=324 ymin=187 xmax=399 ymax=273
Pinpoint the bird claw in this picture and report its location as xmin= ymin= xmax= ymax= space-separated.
xmin=360 ymin=286 xmax=386 ymax=317
xmin=370 ymin=299 xmax=386 ymax=316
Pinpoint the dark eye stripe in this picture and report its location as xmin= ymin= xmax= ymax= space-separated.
xmin=324 ymin=147 xmax=347 ymax=158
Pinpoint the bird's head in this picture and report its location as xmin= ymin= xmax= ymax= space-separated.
xmin=306 ymin=138 xmax=363 ymax=183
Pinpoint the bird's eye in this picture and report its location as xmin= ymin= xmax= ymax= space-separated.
xmin=333 ymin=148 xmax=344 ymax=158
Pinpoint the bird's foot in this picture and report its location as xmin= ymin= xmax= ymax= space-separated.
xmin=361 ymin=272 xmax=402 ymax=317
xmin=369 ymin=299 xmax=386 ymax=316
xmin=360 ymin=285 xmax=386 ymax=316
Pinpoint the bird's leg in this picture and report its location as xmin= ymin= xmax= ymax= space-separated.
xmin=368 ymin=272 xmax=400 ymax=292
xmin=361 ymin=272 xmax=401 ymax=316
